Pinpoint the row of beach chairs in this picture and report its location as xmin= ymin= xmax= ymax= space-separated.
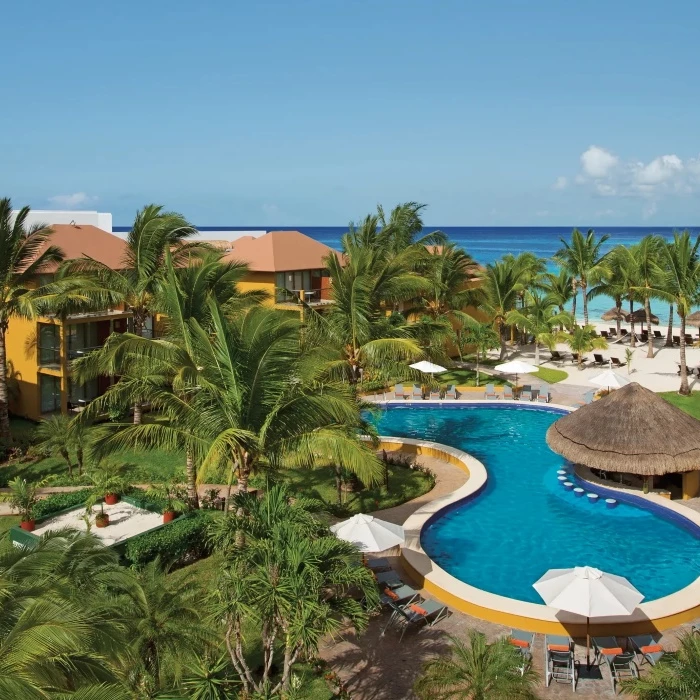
xmin=366 ymin=559 xmax=450 ymax=642
xmin=510 ymin=631 xmax=665 ymax=694
xmin=550 ymin=350 xmax=626 ymax=367
xmin=483 ymin=383 xmax=551 ymax=402
xmin=392 ymin=383 xmax=458 ymax=400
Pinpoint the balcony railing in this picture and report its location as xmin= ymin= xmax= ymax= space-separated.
xmin=38 ymin=347 xmax=61 ymax=367
xmin=68 ymin=345 xmax=104 ymax=360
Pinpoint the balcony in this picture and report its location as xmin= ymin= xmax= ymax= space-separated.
xmin=38 ymin=346 xmax=61 ymax=369
xmin=68 ymin=345 xmax=104 ymax=360
xmin=275 ymin=288 xmax=333 ymax=307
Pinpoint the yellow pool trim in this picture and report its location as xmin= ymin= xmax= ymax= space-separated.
xmin=373 ymin=433 xmax=700 ymax=635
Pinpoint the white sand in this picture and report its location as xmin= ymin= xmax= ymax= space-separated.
xmin=33 ymin=501 xmax=164 ymax=545
xmin=508 ymin=320 xmax=700 ymax=393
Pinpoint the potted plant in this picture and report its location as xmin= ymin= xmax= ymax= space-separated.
xmin=85 ymin=465 xmax=129 ymax=528
xmin=3 ymin=477 xmax=43 ymax=531
xmin=147 ymin=478 xmax=187 ymax=523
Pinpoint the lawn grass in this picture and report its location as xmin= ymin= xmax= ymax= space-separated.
xmin=281 ymin=462 xmax=434 ymax=514
xmin=659 ymin=391 xmax=700 ymax=420
xmin=532 ymin=367 xmax=568 ymax=384
xmin=437 ymin=368 xmax=509 ymax=387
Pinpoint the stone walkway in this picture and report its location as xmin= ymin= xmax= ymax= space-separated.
xmin=319 ymin=450 xmax=700 ymax=699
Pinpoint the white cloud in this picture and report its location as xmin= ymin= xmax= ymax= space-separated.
xmin=595 ymin=182 xmax=617 ymax=197
xmin=581 ymin=145 xmax=619 ymax=178
xmin=535 ymin=210 xmax=550 ymax=217
xmin=633 ymin=155 xmax=683 ymax=186
xmin=48 ymin=192 xmax=96 ymax=209
xmin=642 ymin=201 xmax=658 ymax=220
xmin=552 ymin=176 xmax=568 ymax=190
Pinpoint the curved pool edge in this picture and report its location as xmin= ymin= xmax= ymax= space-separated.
xmin=370 ymin=415 xmax=700 ymax=634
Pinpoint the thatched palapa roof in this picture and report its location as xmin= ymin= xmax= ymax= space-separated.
xmin=626 ymin=308 xmax=659 ymax=325
xmin=686 ymin=310 xmax=700 ymax=327
xmin=601 ymin=307 xmax=626 ymax=322
xmin=546 ymin=383 xmax=700 ymax=476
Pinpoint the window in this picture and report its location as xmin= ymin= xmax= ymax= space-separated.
xmin=38 ymin=324 xmax=60 ymax=367
xmin=40 ymin=374 xmax=62 ymax=414
xmin=68 ymin=378 xmax=98 ymax=407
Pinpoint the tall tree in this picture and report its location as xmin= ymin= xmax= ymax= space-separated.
xmin=414 ymin=631 xmax=539 ymax=699
xmin=460 ymin=323 xmax=500 ymax=385
xmin=566 ymin=325 xmax=608 ymax=370
xmin=506 ymin=292 xmax=571 ymax=365
xmin=554 ymin=228 xmax=610 ymax=326
xmin=632 ymin=235 xmax=665 ymax=358
xmin=540 ymin=268 xmax=575 ymax=322
xmin=63 ymin=204 xmax=201 ymax=423
xmin=587 ymin=245 xmax=630 ymax=339
xmin=0 ymin=199 xmax=63 ymax=443
xmin=653 ymin=231 xmax=700 ymax=395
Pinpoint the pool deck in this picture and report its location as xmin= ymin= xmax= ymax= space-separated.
xmin=321 ymin=445 xmax=700 ymax=698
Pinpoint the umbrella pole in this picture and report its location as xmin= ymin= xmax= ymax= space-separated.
xmin=586 ymin=616 xmax=590 ymax=670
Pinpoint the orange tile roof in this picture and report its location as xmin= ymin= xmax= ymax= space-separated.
xmin=224 ymin=230 xmax=341 ymax=272
xmin=27 ymin=224 xmax=127 ymax=272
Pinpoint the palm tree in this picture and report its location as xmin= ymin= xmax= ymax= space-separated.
xmin=540 ymin=268 xmax=575 ymax=320
xmin=35 ymin=414 xmax=74 ymax=477
xmin=554 ymin=228 xmax=610 ymax=326
xmin=460 ymin=323 xmax=500 ymax=386
xmin=566 ymin=325 xmax=608 ymax=370
xmin=506 ymin=293 xmax=571 ymax=365
xmin=414 ymin=631 xmax=539 ymax=699
xmin=0 ymin=199 xmax=64 ymax=443
xmin=210 ymin=483 xmax=378 ymax=696
xmin=478 ymin=257 xmax=531 ymax=359
xmin=63 ymin=204 xmax=201 ymax=423
xmin=587 ymin=245 xmax=630 ymax=338
xmin=621 ymin=632 xmax=700 ymax=699
xmin=632 ymin=235 xmax=665 ymax=358
xmin=653 ymin=231 xmax=700 ymax=395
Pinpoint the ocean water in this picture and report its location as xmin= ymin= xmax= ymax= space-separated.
xmin=370 ymin=403 xmax=700 ymax=603
xmin=178 ymin=225 xmax=700 ymax=325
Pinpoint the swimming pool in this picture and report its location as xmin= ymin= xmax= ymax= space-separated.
xmin=370 ymin=403 xmax=700 ymax=604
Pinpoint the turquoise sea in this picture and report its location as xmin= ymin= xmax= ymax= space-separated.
xmin=148 ymin=225 xmax=700 ymax=325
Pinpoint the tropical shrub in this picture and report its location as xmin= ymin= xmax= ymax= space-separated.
xmin=33 ymin=488 xmax=92 ymax=519
xmin=123 ymin=510 xmax=214 ymax=567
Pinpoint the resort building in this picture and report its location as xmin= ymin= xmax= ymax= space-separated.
xmin=223 ymin=230 xmax=340 ymax=307
xmin=7 ymin=223 xmax=133 ymax=421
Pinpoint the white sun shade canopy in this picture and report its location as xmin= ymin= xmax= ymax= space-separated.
xmin=409 ymin=361 xmax=448 ymax=374
xmin=494 ymin=360 xmax=538 ymax=375
xmin=330 ymin=513 xmax=405 ymax=553
xmin=533 ymin=566 xmax=644 ymax=618
xmin=589 ymin=369 xmax=631 ymax=390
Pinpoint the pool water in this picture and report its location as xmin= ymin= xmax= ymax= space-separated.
xmin=370 ymin=404 xmax=700 ymax=603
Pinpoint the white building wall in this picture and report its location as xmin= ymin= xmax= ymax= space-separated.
xmin=11 ymin=210 xmax=113 ymax=232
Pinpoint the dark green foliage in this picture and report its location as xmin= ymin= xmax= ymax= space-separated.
xmin=123 ymin=510 xmax=214 ymax=567
xmin=33 ymin=489 xmax=92 ymax=518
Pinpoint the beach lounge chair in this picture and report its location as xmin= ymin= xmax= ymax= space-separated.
xmin=571 ymin=352 xmax=587 ymax=365
xmin=484 ymin=383 xmax=498 ymax=400
xmin=593 ymin=353 xmax=606 ymax=365
xmin=609 ymin=327 xmax=618 ymax=337
xmin=686 ymin=334 xmax=694 ymax=345
xmin=550 ymin=350 xmax=564 ymax=362
xmin=411 ymin=384 xmax=423 ymax=400
xmin=429 ymin=387 xmax=441 ymax=400
xmin=508 ymin=630 xmax=535 ymax=674
xmin=536 ymin=383 xmax=550 ymax=403
xmin=367 ymin=557 xmax=391 ymax=572
xmin=620 ymin=328 xmax=629 ymax=337
xmin=444 ymin=384 xmax=457 ymax=399
xmin=673 ymin=335 xmax=681 ymax=345
xmin=384 ymin=599 xmax=449 ymax=641
xmin=379 ymin=584 xmax=420 ymax=608
xmin=628 ymin=635 xmax=665 ymax=666
xmin=600 ymin=330 xmax=610 ymax=340
xmin=593 ymin=637 xmax=624 ymax=667
xmin=393 ymin=384 xmax=405 ymax=400
xmin=640 ymin=330 xmax=649 ymax=342
xmin=519 ymin=384 xmax=533 ymax=401
xmin=610 ymin=357 xmax=626 ymax=368
xmin=544 ymin=635 xmax=575 ymax=691
xmin=654 ymin=330 xmax=663 ymax=339
xmin=375 ymin=570 xmax=403 ymax=589
xmin=577 ymin=389 xmax=596 ymax=405
xmin=503 ymin=385 xmax=513 ymax=400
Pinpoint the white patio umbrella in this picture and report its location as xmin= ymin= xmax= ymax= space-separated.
xmin=330 ymin=513 xmax=405 ymax=556
xmin=494 ymin=359 xmax=538 ymax=389
xmin=533 ymin=566 xmax=644 ymax=667
xmin=589 ymin=368 xmax=631 ymax=392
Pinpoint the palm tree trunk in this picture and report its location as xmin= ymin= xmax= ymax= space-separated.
xmin=629 ymin=299 xmax=636 ymax=347
xmin=0 ymin=325 xmax=11 ymax=445
xmin=61 ymin=448 xmax=73 ymax=478
xmin=680 ymin=314 xmax=690 ymax=395
xmin=645 ymin=297 xmax=654 ymax=358
xmin=77 ymin=446 xmax=84 ymax=476
xmin=475 ymin=349 xmax=480 ymax=387
xmin=499 ymin=321 xmax=507 ymax=360
xmin=535 ymin=341 xmax=540 ymax=365
xmin=615 ymin=298 xmax=622 ymax=337
xmin=132 ymin=315 xmax=145 ymax=424
xmin=571 ymin=281 xmax=577 ymax=324
xmin=581 ymin=281 xmax=588 ymax=326
xmin=186 ymin=450 xmax=199 ymax=508
xmin=335 ymin=464 xmax=343 ymax=504
xmin=666 ymin=305 xmax=674 ymax=347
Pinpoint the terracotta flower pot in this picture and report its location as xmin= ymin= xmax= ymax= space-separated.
xmin=104 ymin=493 xmax=119 ymax=505
xmin=20 ymin=519 xmax=35 ymax=532
xmin=163 ymin=510 xmax=176 ymax=523
xmin=95 ymin=513 xmax=110 ymax=528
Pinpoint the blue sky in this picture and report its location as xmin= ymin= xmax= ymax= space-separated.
xmin=3 ymin=0 xmax=699 ymax=226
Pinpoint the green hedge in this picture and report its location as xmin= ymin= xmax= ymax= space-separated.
xmin=122 ymin=510 xmax=214 ymax=568
xmin=33 ymin=490 xmax=92 ymax=519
